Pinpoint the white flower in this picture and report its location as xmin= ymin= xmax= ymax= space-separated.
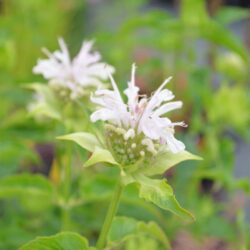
xmin=91 ymin=64 xmax=186 ymax=154
xmin=33 ymin=38 xmax=115 ymax=100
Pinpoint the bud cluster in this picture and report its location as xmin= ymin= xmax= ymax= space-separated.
xmin=49 ymin=82 xmax=84 ymax=101
xmin=105 ymin=124 xmax=160 ymax=167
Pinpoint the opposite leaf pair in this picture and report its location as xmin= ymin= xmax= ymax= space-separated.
xmin=58 ymin=130 xmax=201 ymax=221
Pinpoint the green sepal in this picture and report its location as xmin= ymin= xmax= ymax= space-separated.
xmin=134 ymin=174 xmax=194 ymax=221
xmin=141 ymin=150 xmax=202 ymax=177
xmin=84 ymin=146 xmax=119 ymax=168
xmin=108 ymin=216 xmax=171 ymax=249
xmin=20 ymin=232 xmax=95 ymax=250
xmin=57 ymin=132 xmax=102 ymax=152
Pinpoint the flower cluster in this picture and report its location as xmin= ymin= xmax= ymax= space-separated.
xmin=90 ymin=64 xmax=186 ymax=165
xmin=33 ymin=38 xmax=114 ymax=100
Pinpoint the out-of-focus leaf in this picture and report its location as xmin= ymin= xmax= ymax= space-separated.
xmin=108 ymin=216 xmax=170 ymax=249
xmin=80 ymin=174 xmax=115 ymax=202
xmin=200 ymin=21 xmax=248 ymax=62
xmin=84 ymin=147 xmax=119 ymax=168
xmin=141 ymin=150 xmax=202 ymax=177
xmin=208 ymin=85 xmax=249 ymax=133
xmin=20 ymin=232 xmax=94 ymax=250
xmin=215 ymin=52 xmax=248 ymax=81
xmin=234 ymin=179 xmax=250 ymax=195
xmin=0 ymin=174 xmax=53 ymax=199
xmin=135 ymin=174 xmax=194 ymax=221
xmin=180 ymin=0 xmax=209 ymax=25
xmin=120 ymin=10 xmax=171 ymax=33
xmin=57 ymin=132 xmax=102 ymax=152
xmin=215 ymin=7 xmax=249 ymax=24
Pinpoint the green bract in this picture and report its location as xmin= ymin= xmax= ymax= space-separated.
xmin=58 ymin=131 xmax=201 ymax=220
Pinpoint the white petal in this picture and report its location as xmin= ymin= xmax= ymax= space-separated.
xmin=152 ymin=76 xmax=172 ymax=97
xmin=163 ymin=133 xmax=185 ymax=153
xmin=154 ymin=101 xmax=182 ymax=116
xmin=148 ymin=89 xmax=175 ymax=110
xmin=140 ymin=118 xmax=161 ymax=140
xmin=58 ymin=38 xmax=71 ymax=66
xmin=73 ymin=40 xmax=100 ymax=66
xmin=90 ymin=109 xmax=118 ymax=123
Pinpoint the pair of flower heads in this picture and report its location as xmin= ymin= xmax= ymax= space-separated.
xmin=33 ymin=38 xmax=187 ymax=166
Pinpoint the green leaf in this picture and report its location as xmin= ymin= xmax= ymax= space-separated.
xmin=0 ymin=174 xmax=53 ymax=199
xmin=137 ymin=221 xmax=170 ymax=249
xmin=135 ymin=175 xmax=194 ymax=221
xmin=108 ymin=216 xmax=170 ymax=249
xmin=215 ymin=7 xmax=249 ymax=24
xmin=141 ymin=150 xmax=202 ymax=176
xmin=199 ymin=21 xmax=249 ymax=62
xmin=20 ymin=232 xmax=94 ymax=250
xmin=84 ymin=147 xmax=119 ymax=168
xmin=57 ymin=132 xmax=102 ymax=152
xmin=180 ymin=0 xmax=209 ymax=25
xmin=234 ymin=178 xmax=250 ymax=195
xmin=80 ymin=174 xmax=115 ymax=202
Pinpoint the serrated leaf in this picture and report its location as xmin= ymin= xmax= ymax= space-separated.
xmin=20 ymin=232 xmax=94 ymax=250
xmin=108 ymin=216 xmax=170 ymax=249
xmin=142 ymin=150 xmax=202 ymax=177
xmin=57 ymin=132 xmax=102 ymax=153
xmin=0 ymin=174 xmax=53 ymax=199
xmin=84 ymin=147 xmax=119 ymax=168
xmin=135 ymin=175 xmax=194 ymax=221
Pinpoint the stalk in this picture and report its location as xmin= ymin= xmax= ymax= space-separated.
xmin=96 ymin=179 xmax=123 ymax=250
xmin=61 ymin=144 xmax=72 ymax=231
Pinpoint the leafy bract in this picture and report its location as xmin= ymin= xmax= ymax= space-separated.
xmin=135 ymin=174 xmax=194 ymax=221
xmin=84 ymin=147 xmax=119 ymax=168
xmin=0 ymin=174 xmax=53 ymax=199
xmin=141 ymin=150 xmax=202 ymax=177
xmin=57 ymin=132 xmax=102 ymax=152
xmin=20 ymin=232 xmax=94 ymax=250
xmin=108 ymin=216 xmax=170 ymax=249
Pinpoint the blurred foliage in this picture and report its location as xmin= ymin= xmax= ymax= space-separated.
xmin=0 ymin=0 xmax=250 ymax=249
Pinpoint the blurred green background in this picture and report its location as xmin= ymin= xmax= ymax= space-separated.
xmin=0 ymin=0 xmax=249 ymax=249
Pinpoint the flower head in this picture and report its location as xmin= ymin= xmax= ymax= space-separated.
xmin=90 ymin=64 xmax=186 ymax=165
xmin=33 ymin=38 xmax=114 ymax=100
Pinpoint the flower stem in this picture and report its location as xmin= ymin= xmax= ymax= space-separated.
xmin=61 ymin=145 xmax=72 ymax=231
xmin=96 ymin=178 xmax=123 ymax=250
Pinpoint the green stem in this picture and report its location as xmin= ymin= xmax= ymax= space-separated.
xmin=96 ymin=179 xmax=123 ymax=250
xmin=61 ymin=145 xmax=72 ymax=231
xmin=62 ymin=205 xmax=70 ymax=231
